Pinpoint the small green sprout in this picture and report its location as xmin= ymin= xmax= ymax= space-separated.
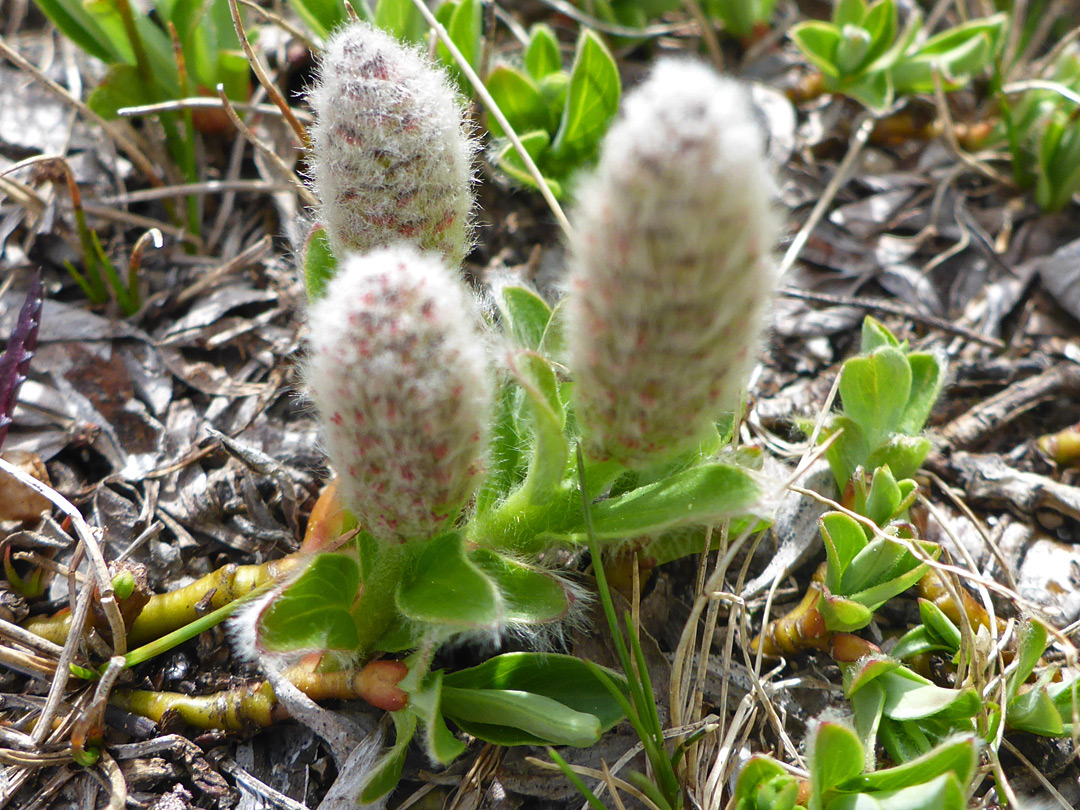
xmin=733 ymin=722 xmax=978 ymax=810
xmin=486 ymin=25 xmax=621 ymax=199
xmin=790 ymin=1 xmax=1006 ymax=110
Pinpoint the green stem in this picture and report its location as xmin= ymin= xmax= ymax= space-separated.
xmin=351 ymin=544 xmax=410 ymax=655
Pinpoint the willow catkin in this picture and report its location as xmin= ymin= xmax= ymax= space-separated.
xmin=567 ymin=59 xmax=780 ymax=468
xmin=306 ymin=245 xmax=492 ymax=543
xmin=309 ymin=22 xmax=475 ymax=269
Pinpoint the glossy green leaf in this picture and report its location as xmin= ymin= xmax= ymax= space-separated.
xmin=441 ymin=686 xmax=601 ymax=747
xmin=830 ymin=773 xmax=965 ymax=810
xmin=808 ymin=722 xmax=863 ymax=809
xmin=285 ymin=0 xmax=350 ymax=39
xmin=549 ymin=29 xmax=620 ymax=166
xmin=32 ymin=0 xmax=122 ymax=64
xmin=843 ymin=653 xmax=900 ymax=697
xmin=821 ymin=512 xmax=868 ymax=594
xmin=833 ymin=0 xmax=867 ymax=28
xmin=824 ymin=416 xmax=871 ymax=490
xmin=892 ymin=626 xmax=950 ymax=661
xmin=526 ymin=23 xmax=562 ymax=80
xmin=845 ymin=70 xmax=893 ymax=110
xmin=850 ymin=679 xmax=885 ymax=770
xmin=898 ymin=353 xmax=942 ymax=435
xmin=879 ymin=668 xmax=981 ymax=721
xmin=919 ymin=599 xmax=961 ymax=651
xmin=396 ymin=533 xmax=501 ymax=628
xmin=437 ymin=0 xmax=481 ymax=89
xmin=821 ymin=593 xmax=874 ymax=633
xmin=841 ymin=537 xmax=909 ymax=596
xmin=256 ymin=554 xmax=361 ymax=653
xmin=891 ymin=15 xmax=1006 ymax=94
xmin=790 ymin=21 xmax=843 ymax=79
xmin=865 ymin=466 xmax=901 ymax=528
xmin=859 ymin=0 xmax=897 ymax=68
xmin=864 ymin=435 xmax=932 ymax=482
xmin=837 ymin=734 xmax=976 ymax=793
xmin=443 ymin=652 xmax=629 ymax=731
xmin=494 ymin=129 xmax=560 ymax=196
xmin=486 ymin=66 xmax=552 ymax=139
xmin=733 ymin=756 xmax=800 ymax=810
xmin=1008 ymin=620 xmax=1049 ymax=703
xmin=835 ymin=25 xmax=872 ymax=75
xmin=1009 ymin=684 xmax=1064 ymax=736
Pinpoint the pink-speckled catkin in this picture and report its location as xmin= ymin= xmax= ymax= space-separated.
xmin=567 ymin=60 xmax=779 ymax=468
xmin=306 ymin=245 xmax=492 ymax=543
xmin=309 ymin=22 xmax=475 ymax=268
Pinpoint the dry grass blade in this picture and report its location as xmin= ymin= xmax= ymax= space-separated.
xmin=0 ymin=35 xmax=161 ymax=186
xmin=227 ymin=0 xmax=308 ymax=146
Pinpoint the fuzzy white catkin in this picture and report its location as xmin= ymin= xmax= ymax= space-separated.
xmin=306 ymin=245 xmax=492 ymax=544
xmin=309 ymin=22 xmax=475 ymax=269
xmin=566 ymin=59 xmax=780 ymax=468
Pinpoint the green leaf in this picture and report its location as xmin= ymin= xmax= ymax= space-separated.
xmin=898 ymin=353 xmax=942 ymax=435
xmin=32 ymin=0 xmax=123 ymax=64
xmin=879 ymin=668 xmax=981 ymax=722
xmin=256 ymin=554 xmax=361 ymax=653
xmin=843 ymin=653 xmax=900 ymax=697
xmin=821 ymin=512 xmax=868 ymax=594
xmin=841 ymin=348 xmax=912 ymax=442
xmin=1009 ymin=685 xmax=1064 ymax=736
xmin=375 ymin=0 xmax=425 ymax=42
xmin=865 ymin=466 xmax=901 ymax=528
xmin=396 ymin=533 xmax=502 ymax=629
xmin=469 ymin=549 xmax=572 ymax=626
xmin=790 ymin=21 xmax=843 ymax=80
xmin=891 ymin=626 xmax=951 ymax=661
xmin=891 ymin=15 xmax=1006 ymax=94
xmin=549 ymin=463 xmax=762 ymax=543
xmin=444 ymin=652 xmax=629 ymax=730
xmin=441 ymin=686 xmax=601 ymax=746
xmin=845 ymin=70 xmax=894 ymax=110
xmin=820 ymin=593 xmax=874 ymax=633
xmin=833 ymin=0 xmax=867 ymax=28
xmin=508 ymin=350 xmax=568 ymax=499
xmin=733 ymin=756 xmax=800 ymax=810
xmin=919 ymin=599 xmax=961 ymax=651
xmin=864 ymin=435 xmax=932 ymax=482
xmin=284 ymin=0 xmax=350 ymax=39
xmin=850 ymin=679 xmax=885 ymax=770
xmin=858 ymin=0 xmax=897 ymax=69
xmin=437 ymin=0 xmax=482 ymax=89
xmin=840 ymin=537 xmax=909 ymax=596
xmin=87 ymin=64 xmax=156 ymax=120
xmin=406 ymin=669 xmax=468 ymax=764
xmin=837 ymin=734 xmax=976 ymax=793
xmin=860 ymin=317 xmax=901 ymax=353
xmin=824 ymin=416 xmax=871 ymax=490
xmin=498 ymin=285 xmax=552 ymax=350
xmin=808 ymin=722 xmax=864 ymax=810
xmin=360 ymin=710 xmax=416 ymax=802
xmin=302 ymin=225 xmax=338 ymax=302
xmin=830 ymin=773 xmax=966 ymax=810
xmin=835 ymin=24 xmax=872 ymax=75
xmin=494 ymin=129 xmax=561 ymax=196
xmin=526 ymin=23 xmax=562 ymax=80
xmin=549 ymin=29 xmax=620 ymax=166
xmin=1008 ymin=620 xmax=1048 ymax=703
xmin=486 ymin=66 xmax=552 ymax=139
xmin=474 ymin=382 xmax=527 ymax=514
